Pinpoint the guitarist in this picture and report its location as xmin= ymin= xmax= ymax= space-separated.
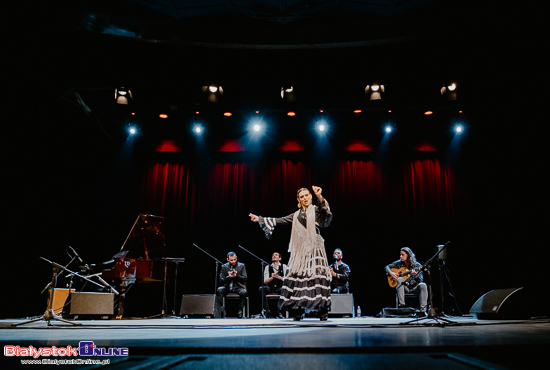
xmin=385 ymin=247 xmax=428 ymax=313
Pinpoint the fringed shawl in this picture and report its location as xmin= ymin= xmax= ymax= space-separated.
xmin=286 ymin=205 xmax=332 ymax=280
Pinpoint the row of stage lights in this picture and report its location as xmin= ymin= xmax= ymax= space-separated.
xmin=127 ymin=116 xmax=465 ymax=137
xmin=116 ymin=82 xmax=459 ymax=105
xmin=118 ymin=84 xmax=464 ymax=138
xmin=187 ymin=122 xmax=465 ymax=135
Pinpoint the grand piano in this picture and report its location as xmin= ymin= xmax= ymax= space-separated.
xmin=102 ymin=213 xmax=184 ymax=318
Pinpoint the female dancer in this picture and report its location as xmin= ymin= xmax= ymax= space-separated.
xmin=249 ymin=186 xmax=333 ymax=321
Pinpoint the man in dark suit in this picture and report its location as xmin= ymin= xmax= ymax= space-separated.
xmin=329 ymin=248 xmax=351 ymax=294
xmin=215 ymin=251 xmax=248 ymax=318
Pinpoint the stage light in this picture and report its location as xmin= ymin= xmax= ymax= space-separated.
xmin=249 ymin=117 xmax=265 ymax=134
xmin=441 ymin=82 xmax=458 ymax=100
xmin=316 ymin=120 xmax=328 ymax=134
xmin=202 ymin=85 xmax=223 ymax=103
xmin=159 ymin=113 xmax=168 ymax=119
xmin=365 ymin=84 xmax=385 ymax=100
xmin=287 ymin=111 xmax=296 ymax=116
xmin=128 ymin=126 xmax=137 ymax=135
xmin=281 ymin=86 xmax=293 ymax=98
xmin=384 ymin=125 xmax=393 ymax=133
xmin=193 ymin=124 xmax=203 ymax=134
xmin=203 ymin=85 xmax=223 ymax=94
xmin=223 ymin=112 xmax=232 ymax=117
xmin=281 ymin=86 xmax=296 ymax=102
xmin=115 ymin=87 xmax=133 ymax=105
xmin=353 ymin=110 xmax=362 ymax=113
xmin=454 ymin=124 xmax=464 ymax=134
xmin=424 ymin=111 xmax=433 ymax=115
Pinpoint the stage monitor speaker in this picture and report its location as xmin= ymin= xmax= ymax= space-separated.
xmin=469 ymin=287 xmax=546 ymax=320
xmin=69 ymin=292 xmax=114 ymax=317
xmin=330 ymin=294 xmax=355 ymax=317
xmin=180 ymin=294 xmax=216 ymax=317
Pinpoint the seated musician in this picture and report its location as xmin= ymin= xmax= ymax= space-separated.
xmin=329 ymin=248 xmax=351 ymax=294
xmin=385 ymin=247 xmax=428 ymax=313
xmin=258 ymin=252 xmax=288 ymax=318
xmin=215 ymin=252 xmax=248 ymax=318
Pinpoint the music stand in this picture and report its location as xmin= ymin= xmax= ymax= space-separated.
xmin=237 ymin=244 xmax=270 ymax=318
xmin=150 ymin=257 xmax=186 ymax=318
xmin=13 ymin=258 xmax=115 ymax=327
xmin=400 ymin=241 xmax=457 ymax=326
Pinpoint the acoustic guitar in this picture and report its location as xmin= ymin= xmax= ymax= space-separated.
xmin=387 ymin=267 xmax=411 ymax=288
xmin=387 ymin=267 xmax=422 ymax=288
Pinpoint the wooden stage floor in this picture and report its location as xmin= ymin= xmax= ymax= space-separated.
xmin=2 ymin=315 xmax=549 ymax=369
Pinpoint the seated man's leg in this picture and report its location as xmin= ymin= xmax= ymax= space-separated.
xmin=332 ymin=286 xmax=349 ymax=294
xmin=417 ymin=282 xmax=428 ymax=312
xmin=408 ymin=283 xmax=428 ymax=311
xmin=215 ymin=286 xmax=228 ymax=318
xmin=396 ymin=277 xmax=406 ymax=306
xmin=273 ymin=287 xmax=284 ymax=317
xmin=258 ymin=286 xmax=272 ymax=316
xmin=234 ymin=287 xmax=248 ymax=318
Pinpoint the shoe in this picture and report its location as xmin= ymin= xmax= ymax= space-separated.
xmin=277 ymin=313 xmax=285 ymax=319
xmin=319 ymin=313 xmax=328 ymax=321
xmin=238 ymin=310 xmax=244 ymax=319
xmin=398 ymin=304 xmax=406 ymax=308
xmin=293 ymin=313 xmax=305 ymax=321
xmin=264 ymin=311 xmax=272 ymax=318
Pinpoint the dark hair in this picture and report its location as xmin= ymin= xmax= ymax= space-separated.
xmin=400 ymin=247 xmax=417 ymax=265
xmin=227 ymin=251 xmax=236 ymax=258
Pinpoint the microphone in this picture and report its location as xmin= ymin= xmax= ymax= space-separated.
xmin=69 ymin=246 xmax=83 ymax=263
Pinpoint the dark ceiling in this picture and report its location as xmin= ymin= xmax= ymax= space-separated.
xmin=3 ymin=1 xmax=545 ymax=145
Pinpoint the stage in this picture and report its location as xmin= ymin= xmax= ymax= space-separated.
xmin=2 ymin=315 xmax=549 ymax=369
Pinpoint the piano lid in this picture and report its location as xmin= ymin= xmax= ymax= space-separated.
xmin=119 ymin=213 xmax=166 ymax=260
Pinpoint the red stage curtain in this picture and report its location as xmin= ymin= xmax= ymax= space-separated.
xmin=138 ymin=158 xmax=459 ymax=236
xmin=139 ymin=162 xmax=195 ymax=222
xmin=398 ymin=159 xmax=458 ymax=223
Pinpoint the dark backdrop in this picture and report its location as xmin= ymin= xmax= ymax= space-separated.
xmin=3 ymin=3 xmax=549 ymax=318
xmin=4 ymin=81 xmax=548 ymax=318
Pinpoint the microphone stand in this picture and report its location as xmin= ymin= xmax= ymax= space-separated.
xmin=237 ymin=245 xmax=270 ymax=318
xmin=40 ymin=255 xmax=77 ymax=295
xmin=192 ymin=243 xmax=224 ymax=293
xmin=438 ymin=255 xmax=447 ymax=317
xmin=13 ymin=257 xmax=114 ymax=327
xmin=400 ymin=242 xmax=457 ymax=326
